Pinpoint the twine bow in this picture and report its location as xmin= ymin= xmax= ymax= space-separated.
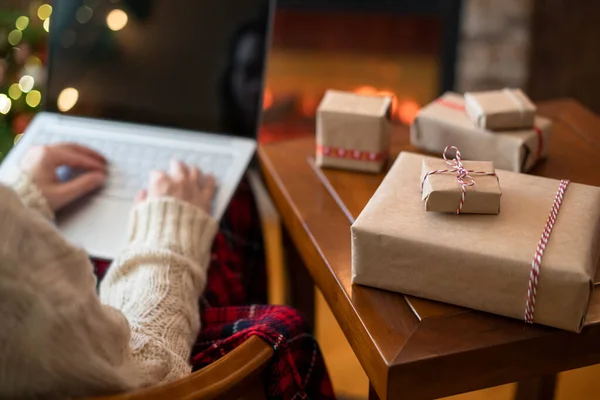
xmin=421 ymin=146 xmax=497 ymax=214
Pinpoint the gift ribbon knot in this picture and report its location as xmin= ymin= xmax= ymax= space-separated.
xmin=421 ymin=145 xmax=497 ymax=214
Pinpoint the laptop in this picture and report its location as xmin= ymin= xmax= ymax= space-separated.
xmin=0 ymin=0 xmax=274 ymax=260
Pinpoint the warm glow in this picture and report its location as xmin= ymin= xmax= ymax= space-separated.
xmin=37 ymin=4 xmax=53 ymax=20
xmin=43 ymin=17 xmax=50 ymax=32
xmin=26 ymin=90 xmax=42 ymax=107
xmin=301 ymin=96 xmax=319 ymax=117
xmin=8 ymin=29 xmax=22 ymax=46
xmin=14 ymin=134 xmax=23 ymax=145
xmin=0 ymin=95 xmax=12 ymax=114
xmin=18 ymin=75 xmax=35 ymax=93
xmin=106 ymin=9 xmax=128 ymax=31
xmin=397 ymin=100 xmax=420 ymax=125
xmin=57 ymin=88 xmax=79 ymax=112
xmin=262 ymin=88 xmax=273 ymax=111
xmin=8 ymin=84 xmax=22 ymax=100
xmin=15 ymin=16 xmax=29 ymax=31
xmin=354 ymin=85 xmax=377 ymax=96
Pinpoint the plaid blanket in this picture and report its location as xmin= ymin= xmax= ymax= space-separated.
xmin=94 ymin=177 xmax=335 ymax=400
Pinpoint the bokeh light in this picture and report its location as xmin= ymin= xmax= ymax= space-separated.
xmin=8 ymin=29 xmax=23 ymax=46
xmin=262 ymin=88 xmax=273 ymax=111
xmin=18 ymin=75 xmax=35 ymax=93
xmin=37 ymin=4 xmax=53 ymax=20
xmin=57 ymin=88 xmax=79 ymax=112
xmin=43 ymin=17 xmax=50 ymax=32
xmin=76 ymin=6 xmax=94 ymax=24
xmin=354 ymin=86 xmax=377 ymax=96
xmin=0 ymin=95 xmax=12 ymax=114
xmin=14 ymin=134 xmax=23 ymax=145
xmin=25 ymin=56 xmax=42 ymax=67
xmin=106 ymin=9 xmax=128 ymax=31
xmin=15 ymin=16 xmax=29 ymax=31
xmin=26 ymin=90 xmax=42 ymax=108
xmin=8 ymin=84 xmax=22 ymax=100
xmin=397 ymin=100 xmax=420 ymax=125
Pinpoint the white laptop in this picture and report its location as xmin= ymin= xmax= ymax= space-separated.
xmin=0 ymin=0 xmax=274 ymax=260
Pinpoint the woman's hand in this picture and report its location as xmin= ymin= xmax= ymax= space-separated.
xmin=136 ymin=160 xmax=216 ymax=214
xmin=20 ymin=143 xmax=108 ymax=211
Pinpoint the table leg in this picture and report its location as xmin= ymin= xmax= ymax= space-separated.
xmin=283 ymin=227 xmax=316 ymax=328
xmin=369 ymin=383 xmax=380 ymax=400
xmin=515 ymin=375 xmax=557 ymax=400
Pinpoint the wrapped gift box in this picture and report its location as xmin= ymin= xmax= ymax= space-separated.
xmin=351 ymin=152 xmax=600 ymax=332
xmin=465 ymin=88 xmax=537 ymax=130
xmin=316 ymin=90 xmax=392 ymax=173
xmin=421 ymin=155 xmax=501 ymax=214
xmin=411 ymin=92 xmax=551 ymax=172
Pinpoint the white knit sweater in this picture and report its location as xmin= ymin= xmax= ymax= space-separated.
xmin=0 ymin=172 xmax=218 ymax=399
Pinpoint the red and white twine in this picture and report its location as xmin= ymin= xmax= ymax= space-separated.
xmin=316 ymin=144 xmax=386 ymax=162
xmin=523 ymin=179 xmax=570 ymax=324
xmin=420 ymin=146 xmax=497 ymax=214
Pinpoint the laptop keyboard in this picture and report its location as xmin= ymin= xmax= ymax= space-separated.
xmin=33 ymin=130 xmax=234 ymax=199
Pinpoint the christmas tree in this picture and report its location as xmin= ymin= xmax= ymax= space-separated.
xmin=0 ymin=1 xmax=50 ymax=160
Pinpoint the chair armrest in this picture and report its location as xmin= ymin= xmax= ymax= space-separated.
xmin=86 ymin=336 xmax=274 ymax=400
xmin=247 ymin=169 xmax=287 ymax=305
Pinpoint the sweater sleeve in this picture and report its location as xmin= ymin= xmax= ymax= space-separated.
xmin=8 ymin=171 xmax=55 ymax=220
xmin=99 ymin=198 xmax=218 ymax=383
xmin=0 ymin=184 xmax=217 ymax=399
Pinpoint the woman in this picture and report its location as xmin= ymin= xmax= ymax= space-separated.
xmin=0 ymin=142 xmax=216 ymax=398
xmin=0 ymin=142 xmax=335 ymax=399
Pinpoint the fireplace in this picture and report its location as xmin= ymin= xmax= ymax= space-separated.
xmin=260 ymin=0 xmax=462 ymax=142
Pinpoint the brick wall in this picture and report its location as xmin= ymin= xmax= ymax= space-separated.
xmin=456 ymin=0 xmax=534 ymax=92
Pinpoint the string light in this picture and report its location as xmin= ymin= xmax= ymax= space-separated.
xmin=57 ymin=88 xmax=79 ymax=112
xmin=0 ymin=95 xmax=12 ymax=114
xmin=43 ymin=18 xmax=50 ymax=32
xmin=18 ymin=75 xmax=35 ymax=93
xmin=8 ymin=84 xmax=22 ymax=100
xmin=15 ymin=16 xmax=29 ymax=31
xmin=26 ymin=90 xmax=42 ymax=108
xmin=37 ymin=4 xmax=53 ymax=21
xmin=106 ymin=9 xmax=128 ymax=31
xmin=8 ymin=29 xmax=22 ymax=46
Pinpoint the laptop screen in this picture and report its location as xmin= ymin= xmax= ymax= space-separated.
xmin=45 ymin=0 xmax=272 ymax=139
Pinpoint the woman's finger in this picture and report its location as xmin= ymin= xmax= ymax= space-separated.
xmin=189 ymin=166 xmax=200 ymax=185
xmin=52 ymin=146 xmax=107 ymax=171
xmin=52 ymin=171 xmax=107 ymax=209
xmin=56 ymin=143 xmax=107 ymax=164
xmin=170 ymin=159 xmax=188 ymax=180
xmin=135 ymin=190 xmax=147 ymax=204
xmin=203 ymin=175 xmax=216 ymax=196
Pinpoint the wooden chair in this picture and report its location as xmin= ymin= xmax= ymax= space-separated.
xmin=86 ymin=336 xmax=273 ymax=400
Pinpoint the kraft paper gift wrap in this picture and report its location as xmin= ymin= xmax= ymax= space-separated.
xmin=316 ymin=90 xmax=392 ymax=173
xmin=351 ymin=152 xmax=600 ymax=332
xmin=465 ymin=88 xmax=537 ymax=130
xmin=410 ymin=92 xmax=551 ymax=172
xmin=421 ymin=157 xmax=501 ymax=214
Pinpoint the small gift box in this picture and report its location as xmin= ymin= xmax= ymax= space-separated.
xmin=352 ymin=151 xmax=600 ymax=332
xmin=316 ymin=90 xmax=392 ymax=173
xmin=411 ymin=92 xmax=551 ymax=172
xmin=421 ymin=146 xmax=501 ymax=214
xmin=464 ymin=88 xmax=536 ymax=131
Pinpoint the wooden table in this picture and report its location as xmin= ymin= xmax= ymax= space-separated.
xmin=258 ymin=99 xmax=600 ymax=400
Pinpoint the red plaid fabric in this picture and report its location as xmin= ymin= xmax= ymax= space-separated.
xmin=93 ymin=176 xmax=335 ymax=400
